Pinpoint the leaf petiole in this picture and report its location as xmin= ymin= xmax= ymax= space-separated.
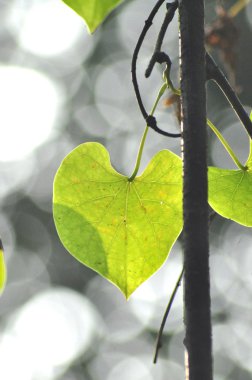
xmin=130 ymin=73 xmax=246 ymax=178
xmin=163 ymin=66 xmax=180 ymax=96
xmin=228 ymin=0 xmax=251 ymax=18
xmin=129 ymin=83 xmax=167 ymax=181
xmin=207 ymin=119 xmax=246 ymax=171
xmin=162 ymin=70 xmax=247 ymax=171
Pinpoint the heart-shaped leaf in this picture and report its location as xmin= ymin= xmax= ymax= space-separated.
xmin=0 ymin=240 xmax=6 ymax=294
xmin=53 ymin=143 xmax=182 ymax=298
xmin=208 ymin=139 xmax=252 ymax=227
xmin=62 ymin=0 xmax=124 ymax=33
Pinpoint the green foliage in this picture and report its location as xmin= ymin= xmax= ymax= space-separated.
xmin=0 ymin=241 xmax=6 ymax=294
xmin=53 ymin=142 xmax=183 ymax=298
xmin=208 ymin=139 xmax=252 ymax=227
xmin=62 ymin=0 xmax=124 ymax=33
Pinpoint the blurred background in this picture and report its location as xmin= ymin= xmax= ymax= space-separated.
xmin=0 ymin=0 xmax=252 ymax=379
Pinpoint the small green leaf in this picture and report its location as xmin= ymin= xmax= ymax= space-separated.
xmin=53 ymin=143 xmax=182 ymax=298
xmin=0 ymin=239 xmax=6 ymax=294
xmin=62 ymin=0 xmax=124 ymax=33
xmin=208 ymin=139 xmax=252 ymax=227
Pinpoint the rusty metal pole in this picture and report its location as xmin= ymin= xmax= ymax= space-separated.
xmin=179 ymin=1 xmax=213 ymax=379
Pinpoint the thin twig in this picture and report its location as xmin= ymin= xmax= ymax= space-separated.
xmin=206 ymin=52 xmax=252 ymax=139
xmin=146 ymin=1 xmax=178 ymax=78
xmin=131 ymin=0 xmax=181 ymax=138
xmin=131 ymin=0 xmax=166 ymax=120
xmin=153 ymin=207 xmax=216 ymax=364
xmin=153 ymin=266 xmax=184 ymax=364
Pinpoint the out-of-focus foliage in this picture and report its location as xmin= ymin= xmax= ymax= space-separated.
xmin=53 ymin=142 xmax=182 ymax=298
xmin=62 ymin=0 xmax=124 ymax=33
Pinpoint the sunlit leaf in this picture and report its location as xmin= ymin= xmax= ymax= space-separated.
xmin=53 ymin=143 xmax=182 ymax=298
xmin=208 ymin=139 xmax=252 ymax=227
xmin=62 ymin=0 xmax=124 ymax=33
xmin=0 ymin=239 xmax=6 ymax=294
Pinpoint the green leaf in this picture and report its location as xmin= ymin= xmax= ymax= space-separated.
xmin=208 ymin=139 xmax=252 ymax=227
xmin=0 ymin=240 xmax=6 ymax=294
xmin=62 ymin=0 xmax=124 ymax=33
xmin=53 ymin=143 xmax=182 ymax=298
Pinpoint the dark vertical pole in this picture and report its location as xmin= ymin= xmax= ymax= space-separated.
xmin=179 ymin=1 xmax=213 ymax=380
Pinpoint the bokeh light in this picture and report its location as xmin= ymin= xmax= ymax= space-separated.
xmin=0 ymin=65 xmax=64 ymax=162
xmin=8 ymin=0 xmax=89 ymax=58
xmin=0 ymin=288 xmax=104 ymax=380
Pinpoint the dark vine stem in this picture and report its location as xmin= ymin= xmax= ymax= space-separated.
xmin=153 ymin=266 xmax=184 ymax=364
xmin=179 ymin=0 xmax=213 ymax=379
xmin=131 ymin=0 xmax=166 ymax=120
xmin=131 ymin=0 xmax=181 ymax=138
xmin=145 ymin=1 xmax=178 ymax=78
xmin=206 ymin=52 xmax=252 ymax=139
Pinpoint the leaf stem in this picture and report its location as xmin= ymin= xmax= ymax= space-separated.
xmin=228 ymin=0 xmax=251 ymax=18
xmin=163 ymin=67 xmax=247 ymax=171
xmin=128 ymin=83 xmax=167 ymax=181
xmin=163 ymin=67 xmax=180 ymax=96
xmin=207 ymin=119 xmax=246 ymax=170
